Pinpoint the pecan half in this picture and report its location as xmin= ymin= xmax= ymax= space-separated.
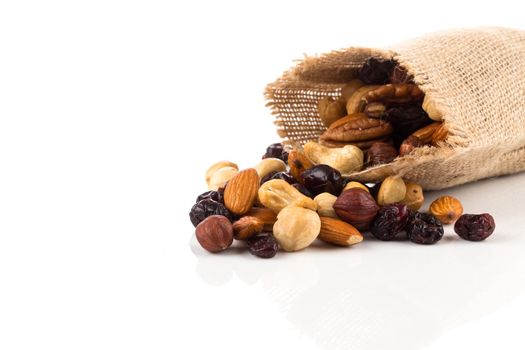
xmin=319 ymin=136 xmax=393 ymax=150
xmin=364 ymin=83 xmax=424 ymax=104
xmin=320 ymin=113 xmax=393 ymax=143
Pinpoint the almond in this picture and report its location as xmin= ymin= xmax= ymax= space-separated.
xmin=245 ymin=207 xmax=277 ymax=231
xmin=318 ymin=217 xmax=363 ymax=246
xmin=412 ymin=122 xmax=441 ymax=143
xmin=232 ymin=216 xmax=264 ymax=240
xmin=224 ymin=168 xmax=259 ymax=215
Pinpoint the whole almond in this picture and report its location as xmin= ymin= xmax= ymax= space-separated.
xmin=245 ymin=207 xmax=277 ymax=231
xmin=319 ymin=217 xmax=363 ymax=246
xmin=224 ymin=168 xmax=259 ymax=215
xmin=232 ymin=216 xmax=264 ymax=240
xmin=412 ymin=122 xmax=442 ymax=143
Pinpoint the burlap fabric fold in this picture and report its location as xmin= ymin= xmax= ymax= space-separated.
xmin=265 ymin=27 xmax=525 ymax=190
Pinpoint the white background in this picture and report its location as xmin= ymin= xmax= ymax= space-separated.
xmin=1 ymin=1 xmax=524 ymax=349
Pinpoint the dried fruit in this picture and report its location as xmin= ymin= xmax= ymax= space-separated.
xmin=303 ymin=141 xmax=364 ymax=174
xmin=422 ymin=95 xmax=443 ymax=121
xmin=258 ymin=179 xmax=317 ymax=214
xmin=254 ymin=158 xmax=287 ymax=180
xmin=292 ymin=183 xmax=313 ymax=198
xmin=208 ymin=166 xmax=239 ymax=191
xmin=454 ymin=214 xmax=496 ymax=241
xmin=195 ymin=215 xmax=234 ymax=253
xmin=261 ymin=171 xmax=297 ymax=186
xmin=429 ymin=195 xmax=463 ymax=224
xmin=366 ymin=142 xmax=398 ymax=166
xmin=247 ymin=233 xmax=278 ymax=258
xmin=340 ymin=79 xmax=365 ymax=102
xmin=288 ymin=149 xmax=314 ymax=183
xmin=189 ymin=199 xmax=233 ymax=227
xmin=384 ymin=106 xmax=432 ymax=138
xmin=262 ymin=143 xmax=289 ymax=163
xmin=232 ymin=216 xmax=264 ymax=240
xmin=364 ymin=102 xmax=386 ymax=118
xmin=318 ymin=217 xmax=363 ymax=246
xmin=320 ymin=113 xmax=393 ymax=143
xmin=400 ymin=182 xmax=424 ymax=211
xmin=333 ymin=188 xmax=379 ymax=230
xmin=196 ymin=190 xmax=223 ymax=204
xmin=272 ymin=205 xmax=321 ymax=252
xmin=358 ymin=57 xmax=396 ymax=84
xmin=370 ymin=203 xmax=409 ymax=241
xmin=377 ymin=176 xmax=406 ymax=206
xmin=300 ymin=164 xmax=345 ymax=196
xmin=399 ymin=135 xmax=425 ymax=156
xmin=364 ymin=83 xmax=424 ymax=104
xmin=318 ymin=96 xmax=346 ymax=127
xmin=223 ymin=168 xmax=260 ymax=215
xmin=313 ymin=192 xmax=338 ymax=218
xmin=343 ymin=181 xmax=369 ymax=193
xmin=406 ymin=212 xmax=444 ymax=245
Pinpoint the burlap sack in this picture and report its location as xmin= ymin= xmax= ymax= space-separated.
xmin=265 ymin=27 xmax=525 ymax=190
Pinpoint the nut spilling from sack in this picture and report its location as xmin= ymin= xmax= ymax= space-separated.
xmin=317 ymin=57 xmax=447 ymax=170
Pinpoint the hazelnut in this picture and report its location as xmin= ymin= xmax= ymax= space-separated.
xmin=377 ymin=176 xmax=406 ymax=206
xmin=333 ymin=188 xmax=379 ymax=230
xmin=399 ymin=135 xmax=425 ymax=156
xmin=429 ymin=195 xmax=463 ymax=224
xmin=366 ymin=142 xmax=398 ymax=166
xmin=401 ymin=182 xmax=424 ymax=211
xmin=318 ymin=96 xmax=346 ymax=127
xmin=195 ymin=215 xmax=234 ymax=253
xmin=273 ymin=205 xmax=321 ymax=252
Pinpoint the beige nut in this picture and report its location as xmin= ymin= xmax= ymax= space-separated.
xmin=340 ymin=79 xmax=365 ymax=103
xmin=346 ymin=85 xmax=380 ymax=114
xmin=208 ymin=166 xmax=239 ymax=191
xmin=318 ymin=96 xmax=346 ymax=128
xmin=254 ymin=158 xmax=287 ymax=180
xmin=401 ymin=182 xmax=424 ymax=211
xmin=205 ymin=161 xmax=238 ymax=185
xmin=313 ymin=192 xmax=338 ymax=218
xmin=377 ymin=176 xmax=406 ymax=206
xmin=343 ymin=181 xmax=369 ymax=192
xmin=258 ymin=179 xmax=317 ymax=214
xmin=422 ymin=95 xmax=443 ymax=121
xmin=273 ymin=206 xmax=321 ymax=252
xmin=303 ymin=141 xmax=363 ymax=174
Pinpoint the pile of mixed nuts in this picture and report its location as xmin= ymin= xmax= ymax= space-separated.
xmin=190 ymin=58 xmax=496 ymax=258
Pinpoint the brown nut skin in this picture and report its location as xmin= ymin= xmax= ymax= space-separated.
xmin=364 ymin=83 xmax=424 ymax=104
xmin=245 ymin=207 xmax=277 ymax=231
xmin=288 ymin=149 xmax=314 ymax=183
xmin=195 ymin=215 xmax=234 ymax=253
xmin=318 ymin=217 xmax=363 ymax=246
xmin=366 ymin=142 xmax=398 ymax=166
xmin=412 ymin=122 xmax=442 ymax=144
xmin=223 ymin=168 xmax=260 ymax=215
xmin=333 ymin=188 xmax=379 ymax=230
xmin=320 ymin=113 xmax=393 ymax=143
xmin=429 ymin=195 xmax=464 ymax=224
xmin=399 ymin=135 xmax=425 ymax=156
xmin=401 ymin=182 xmax=424 ymax=211
xmin=232 ymin=216 xmax=264 ymax=240
xmin=431 ymin=123 xmax=449 ymax=145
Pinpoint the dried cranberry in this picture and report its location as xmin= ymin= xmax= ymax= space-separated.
xmin=196 ymin=190 xmax=223 ymax=203
xmin=247 ymin=232 xmax=278 ymax=258
xmin=454 ymin=214 xmax=495 ymax=241
xmin=406 ymin=212 xmax=444 ymax=244
xmin=292 ymin=183 xmax=313 ymax=198
xmin=358 ymin=57 xmax=396 ymax=85
xmin=189 ymin=199 xmax=233 ymax=227
xmin=370 ymin=203 xmax=409 ymax=241
xmin=384 ymin=106 xmax=432 ymax=139
xmin=300 ymin=164 xmax=344 ymax=196
xmin=262 ymin=143 xmax=289 ymax=163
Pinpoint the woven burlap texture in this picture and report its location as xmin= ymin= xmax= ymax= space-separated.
xmin=265 ymin=27 xmax=525 ymax=190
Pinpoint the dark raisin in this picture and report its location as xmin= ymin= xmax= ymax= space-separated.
xmin=358 ymin=57 xmax=396 ymax=84
xmin=262 ymin=143 xmax=288 ymax=163
xmin=272 ymin=171 xmax=297 ymax=184
xmin=370 ymin=203 xmax=409 ymax=241
xmin=368 ymin=182 xmax=382 ymax=200
xmin=389 ymin=65 xmax=413 ymax=84
xmin=384 ymin=106 xmax=433 ymax=139
xmin=247 ymin=232 xmax=278 ymax=258
xmin=406 ymin=212 xmax=444 ymax=244
xmin=292 ymin=183 xmax=313 ymax=198
xmin=260 ymin=171 xmax=278 ymax=185
xmin=454 ymin=213 xmax=495 ymax=241
xmin=196 ymin=190 xmax=223 ymax=203
xmin=300 ymin=164 xmax=344 ymax=196
xmin=189 ymin=199 xmax=233 ymax=227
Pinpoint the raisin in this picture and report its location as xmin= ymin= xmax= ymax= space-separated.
xmin=358 ymin=57 xmax=396 ymax=84
xmin=370 ymin=203 xmax=409 ymax=241
xmin=247 ymin=232 xmax=278 ymax=258
xmin=384 ymin=106 xmax=433 ymax=139
xmin=262 ymin=143 xmax=289 ymax=163
xmin=300 ymin=164 xmax=344 ymax=196
xmin=406 ymin=212 xmax=444 ymax=245
xmin=260 ymin=171 xmax=278 ymax=185
xmin=292 ymin=183 xmax=313 ymax=198
xmin=261 ymin=171 xmax=297 ymax=186
xmin=189 ymin=199 xmax=233 ymax=227
xmin=454 ymin=213 xmax=495 ymax=241
xmin=196 ymin=190 xmax=223 ymax=203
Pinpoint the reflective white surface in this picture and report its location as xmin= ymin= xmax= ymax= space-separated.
xmin=189 ymin=172 xmax=525 ymax=350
